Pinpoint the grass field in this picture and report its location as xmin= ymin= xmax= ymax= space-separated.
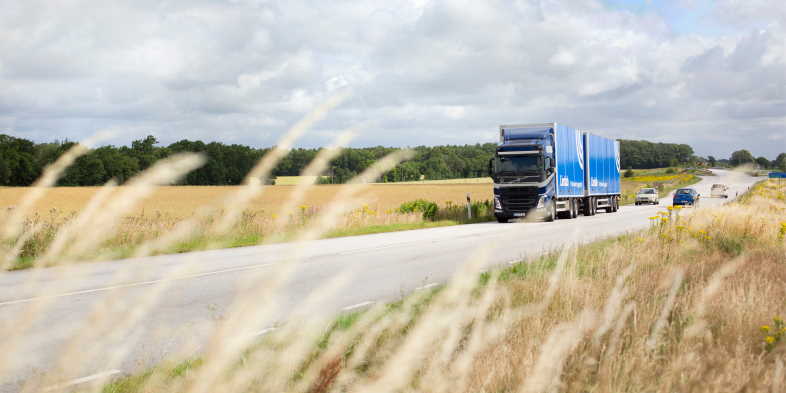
xmin=0 ymin=183 xmax=495 ymax=267
xmin=0 ymin=184 xmax=493 ymax=219
xmin=91 ymin=179 xmax=786 ymax=393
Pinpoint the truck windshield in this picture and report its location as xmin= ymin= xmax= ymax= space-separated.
xmin=495 ymin=155 xmax=541 ymax=174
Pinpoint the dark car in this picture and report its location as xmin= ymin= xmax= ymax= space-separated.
xmin=673 ymin=188 xmax=700 ymax=206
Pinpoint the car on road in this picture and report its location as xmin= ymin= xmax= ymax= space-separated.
xmin=673 ymin=187 xmax=700 ymax=206
xmin=635 ymin=188 xmax=659 ymax=205
xmin=711 ymin=183 xmax=729 ymax=198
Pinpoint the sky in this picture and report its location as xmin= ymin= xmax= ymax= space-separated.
xmin=1 ymin=0 xmax=784 ymax=159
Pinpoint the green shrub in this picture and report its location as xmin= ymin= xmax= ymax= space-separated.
xmin=624 ymin=169 xmax=635 ymax=178
xmin=398 ymin=200 xmax=439 ymax=220
xmin=665 ymin=167 xmax=676 ymax=174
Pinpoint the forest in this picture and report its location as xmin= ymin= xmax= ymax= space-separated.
xmin=1 ymin=133 xmax=782 ymax=186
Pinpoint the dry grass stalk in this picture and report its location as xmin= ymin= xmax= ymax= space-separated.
xmin=60 ymin=153 xmax=205 ymax=262
xmin=213 ymin=91 xmax=350 ymax=234
xmin=273 ymin=130 xmax=356 ymax=230
xmin=0 ymin=138 xmax=93 ymax=244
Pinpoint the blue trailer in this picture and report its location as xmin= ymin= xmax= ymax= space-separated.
xmin=582 ymin=133 xmax=622 ymax=215
xmin=489 ymin=123 xmax=620 ymax=222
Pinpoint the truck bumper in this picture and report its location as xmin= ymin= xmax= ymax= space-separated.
xmin=495 ymin=206 xmax=548 ymax=220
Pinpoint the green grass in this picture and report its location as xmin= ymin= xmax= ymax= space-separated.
xmin=324 ymin=220 xmax=461 ymax=238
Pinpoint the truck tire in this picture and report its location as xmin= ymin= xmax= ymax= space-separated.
xmin=546 ymin=201 xmax=556 ymax=222
xmin=570 ymin=199 xmax=578 ymax=219
xmin=496 ymin=216 xmax=509 ymax=223
xmin=584 ymin=197 xmax=595 ymax=216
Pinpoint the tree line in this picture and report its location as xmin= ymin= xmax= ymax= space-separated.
xmin=2 ymin=133 xmax=783 ymax=187
xmin=0 ymin=134 xmax=496 ymax=186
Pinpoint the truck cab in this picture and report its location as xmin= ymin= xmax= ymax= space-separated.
xmin=489 ymin=127 xmax=557 ymax=223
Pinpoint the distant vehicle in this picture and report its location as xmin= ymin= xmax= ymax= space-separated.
xmin=489 ymin=123 xmax=621 ymax=223
xmin=710 ymin=183 xmax=729 ymax=198
xmin=673 ymin=188 xmax=700 ymax=206
xmin=635 ymin=188 xmax=659 ymax=205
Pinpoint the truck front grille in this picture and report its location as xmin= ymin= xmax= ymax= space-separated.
xmin=498 ymin=187 xmax=539 ymax=212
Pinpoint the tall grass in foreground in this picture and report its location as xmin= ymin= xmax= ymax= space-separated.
xmin=74 ymin=179 xmax=782 ymax=393
xmin=0 ymin=104 xmax=782 ymax=392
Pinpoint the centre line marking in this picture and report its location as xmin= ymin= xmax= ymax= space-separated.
xmin=416 ymin=283 xmax=438 ymax=290
xmin=0 ymin=262 xmax=276 ymax=307
xmin=44 ymin=369 xmax=122 ymax=391
xmin=341 ymin=301 xmax=374 ymax=311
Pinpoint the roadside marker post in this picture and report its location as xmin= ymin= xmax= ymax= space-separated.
xmin=466 ymin=193 xmax=472 ymax=220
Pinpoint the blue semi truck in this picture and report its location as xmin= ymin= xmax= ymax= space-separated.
xmin=489 ymin=123 xmax=621 ymax=223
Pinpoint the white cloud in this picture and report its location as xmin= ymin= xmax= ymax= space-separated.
xmin=0 ymin=0 xmax=784 ymax=158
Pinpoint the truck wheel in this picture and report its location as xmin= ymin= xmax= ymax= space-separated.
xmin=584 ymin=198 xmax=593 ymax=216
xmin=546 ymin=202 xmax=556 ymax=222
xmin=571 ymin=199 xmax=578 ymax=219
xmin=496 ymin=216 xmax=509 ymax=223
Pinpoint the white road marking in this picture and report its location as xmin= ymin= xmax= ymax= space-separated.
xmin=0 ymin=262 xmax=276 ymax=307
xmin=44 ymin=369 xmax=121 ymax=391
xmin=341 ymin=301 xmax=374 ymax=311
xmin=416 ymin=283 xmax=439 ymax=290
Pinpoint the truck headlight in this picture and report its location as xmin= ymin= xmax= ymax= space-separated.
xmin=536 ymin=196 xmax=546 ymax=209
xmin=494 ymin=195 xmax=502 ymax=210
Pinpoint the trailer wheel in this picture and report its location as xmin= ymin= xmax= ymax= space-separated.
xmin=583 ymin=197 xmax=592 ymax=216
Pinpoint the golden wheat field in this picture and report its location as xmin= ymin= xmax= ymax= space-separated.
xmin=0 ymin=184 xmax=493 ymax=218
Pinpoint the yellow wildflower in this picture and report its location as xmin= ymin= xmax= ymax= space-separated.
xmin=648 ymin=216 xmax=659 ymax=220
xmin=761 ymin=325 xmax=771 ymax=332
xmin=765 ymin=336 xmax=776 ymax=344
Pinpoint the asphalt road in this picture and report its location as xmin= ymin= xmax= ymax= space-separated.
xmin=0 ymin=169 xmax=758 ymax=391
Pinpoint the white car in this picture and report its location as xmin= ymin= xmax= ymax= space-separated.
xmin=635 ymin=188 xmax=659 ymax=205
xmin=711 ymin=184 xmax=729 ymax=198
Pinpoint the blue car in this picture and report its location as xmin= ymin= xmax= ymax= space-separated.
xmin=673 ymin=188 xmax=700 ymax=206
